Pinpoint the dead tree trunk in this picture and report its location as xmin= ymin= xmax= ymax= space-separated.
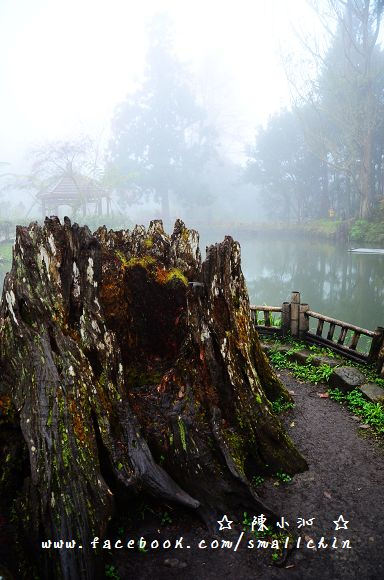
xmin=0 ymin=217 xmax=307 ymax=579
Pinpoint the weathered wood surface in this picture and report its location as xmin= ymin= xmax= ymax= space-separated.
xmin=250 ymin=306 xmax=282 ymax=312
xmin=0 ymin=218 xmax=307 ymax=579
xmin=379 ymin=343 xmax=384 ymax=377
xmin=253 ymin=292 xmax=384 ymax=366
xmin=306 ymin=310 xmax=377 ymax=337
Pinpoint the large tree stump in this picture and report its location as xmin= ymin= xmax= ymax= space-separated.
xmin=0 ymin=218 xmax=307 ymax=579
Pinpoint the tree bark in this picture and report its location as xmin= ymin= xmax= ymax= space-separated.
xmin=0 ymin=217 xmax=307 ymax=579
xmin=360 ymin=123 xmax=374 ymax=218
xmin=320 ymin=161 xmax=329 ymax=218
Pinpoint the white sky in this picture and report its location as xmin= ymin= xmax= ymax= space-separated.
xmin=0 ymin=0 xmax=322 ymax=170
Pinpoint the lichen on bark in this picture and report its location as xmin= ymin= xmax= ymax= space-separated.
xmin=0 ymin=217 xmax=307 ymax=579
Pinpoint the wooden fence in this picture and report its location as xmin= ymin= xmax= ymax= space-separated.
xmin=251 ymin=291 xmax=384 ymax=373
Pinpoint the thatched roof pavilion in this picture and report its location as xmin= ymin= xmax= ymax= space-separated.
xmin=38 ymin=165 xmax=110 ymax=218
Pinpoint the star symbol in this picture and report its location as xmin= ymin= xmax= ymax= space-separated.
xmin=333 ymin=515 xmax=349 ymax=530
xmin=217 ymin=515 xmax=233 ymax=530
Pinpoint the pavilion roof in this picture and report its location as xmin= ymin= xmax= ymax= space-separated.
xmin=39 ymin=172 xmax=109 ymax=202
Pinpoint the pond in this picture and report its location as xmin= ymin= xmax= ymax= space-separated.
xmin=1 ymin=232 xmax=383 ymax=335
xmin=200 ymin=232 xmax=384 ymax=335
xmin=0 ymin=241 xmax=12 ymax=293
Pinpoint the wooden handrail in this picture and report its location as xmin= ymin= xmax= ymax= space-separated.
xmin=306 ymin=310 xmax=377 ymax=337
xmin=250 ymin=305 xmax=281 ymax=312
xmin=252 ymin=292 xmax=384 ymax=371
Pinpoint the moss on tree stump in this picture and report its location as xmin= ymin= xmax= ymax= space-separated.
xmin=0 ymin=217 xmax=307 ymax=579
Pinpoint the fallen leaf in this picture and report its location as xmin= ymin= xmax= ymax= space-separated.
xmin=318 ymin=393 xmax=329 ymax=398
xmin=358 ymin=424 xmax=370 ymax=429
xmin=289 ymin=390 xmax=295 ymax=395
xmin=323 ymin=491 xmax=332 ymax=499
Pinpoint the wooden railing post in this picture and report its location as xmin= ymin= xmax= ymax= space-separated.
xmin=290 ymin=291 xmax=300 ymax=337
xmin=254 ymin=292 xmax=381 ymax=365
xmin=281 ymin=302 xmax=290 ymax=337
xmin=299 ymin=303 xmax=309 ymax=338
xmin=368 ymin=326 xmax=384 ymax=364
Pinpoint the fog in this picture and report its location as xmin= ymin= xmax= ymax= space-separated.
xmin=0 ymin=0 xmax=323 ymax=227
xmin=1 ymin=0 xmax=383 ymax=238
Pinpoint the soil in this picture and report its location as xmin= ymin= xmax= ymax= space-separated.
xmin=110 ymin=370 xmax=384 ymax=580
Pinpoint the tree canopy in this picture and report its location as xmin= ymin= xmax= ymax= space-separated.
xmin=108 ymin=14 xmax=218 ymax=223
xmin=246 ymin=0 xmax=384 ymax=221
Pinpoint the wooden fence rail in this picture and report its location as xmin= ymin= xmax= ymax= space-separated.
xmin=251 ymin=291 xmax=384 ymax=375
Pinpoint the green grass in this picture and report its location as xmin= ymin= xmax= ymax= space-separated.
xmin=252 ymin=219 xmax=343 ymax=239
xmin=269 ymin=349 xmax=334 ymax=384
xmin=301 ymin=219 xmax=343 ymax=237
xmin=265 ymin=335 xmax=337 ymax=358
xmin=271 ymin=396 xmax=294 ymax=414
xmin=307 ymin=343 xmax=336 ymax=358
xmin=251 ymin=475 xmax=265 ymax=487
xmin=268 ymin=338 xmax=383 ymax=387
xmin=242 ymin=512 xmax=293 ymax=563
xmin=0 ymin=241 xmax=13 ymax=262
xmin=328 ymin=388 xmax=384 ymax=434
xmin=270 ymin=336 xmax=383 ymax=383
xmin=264 ymin=336 xmax=384 ymax=436
xmin=349 ymin=219 xmax=384 ymax=244
xmin=275 ymin=470 xmax=292 ymax=484
xmin=256 ymin=313 xmax=282 ymax=327
xmin=160 ymin=510 xmax=172 ymax=526
xmin=105 ymin=564 xmax=120 ymax=580
xmin=256 ymin=217 xmax=384 ymax=243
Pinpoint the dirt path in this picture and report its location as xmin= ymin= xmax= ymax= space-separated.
xmin=257 ymin=371 xmax=384 ymax=580
xmin=114 ymin=370 xmax=384 ymax=580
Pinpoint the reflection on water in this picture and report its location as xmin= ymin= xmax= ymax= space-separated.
xmin=201 ymin=232 xmax=384 ymax=333
xmin=1 ymin=232 xmax=383 ymax=334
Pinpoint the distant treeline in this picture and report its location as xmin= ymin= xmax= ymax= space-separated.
xmin=0 ymin=220 xmax=13 ymax=241
xmin=245 ymin=1 xmax=384 ymax=225
xmin=4 ymin=4 xmax=384 ymax=234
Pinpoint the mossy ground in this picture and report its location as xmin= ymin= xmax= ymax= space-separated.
xmin=262 ymin=335 xmax=384 ymax=435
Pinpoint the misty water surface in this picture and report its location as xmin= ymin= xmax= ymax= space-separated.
xmin=200 ymin=233 xmax=384 ymax=334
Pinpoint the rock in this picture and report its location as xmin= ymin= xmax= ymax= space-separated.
xmin=328 ymin=366 xmax=365 ymax=392
xmin=378 ymin=343 xmax=384 ymax=377
xmin=291 ymin=351 xmax=309 ymax=364
xmin=284 ymin=349 xmax=339 ymax=368
xmin=358 ymin=383 xmax=384 ymax=403
xmin=309 ymin=355 xmax=341 ymax=368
